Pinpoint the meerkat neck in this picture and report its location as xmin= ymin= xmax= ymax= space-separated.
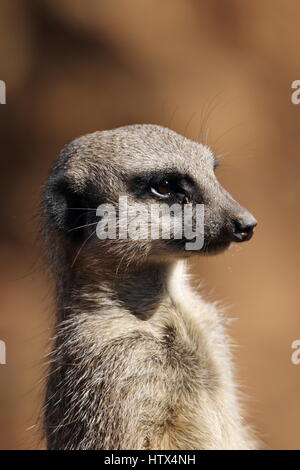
xmin=58 ymin=261 xmax=180 ymax=320
xmin=112 ymin=262 xmax=172 ymax=319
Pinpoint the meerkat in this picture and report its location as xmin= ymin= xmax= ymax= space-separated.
xmin=42 ymin=124 xmax=258 ymax=450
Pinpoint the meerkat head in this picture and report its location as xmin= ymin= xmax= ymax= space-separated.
xmin=43 ymin=124 xmax=257 ymax=274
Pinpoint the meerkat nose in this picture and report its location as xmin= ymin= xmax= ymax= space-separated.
xmin=230 ymin=213 xmax=257 ymax=242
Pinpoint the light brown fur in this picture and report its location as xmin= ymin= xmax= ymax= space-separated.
xmin=42 ymin=124 xmax=257 ymax=449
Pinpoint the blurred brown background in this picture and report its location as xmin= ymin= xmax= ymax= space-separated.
xmin=0 ymin=0 xmax=299 ymax=450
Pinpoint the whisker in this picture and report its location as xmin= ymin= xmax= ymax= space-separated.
xmin=197 ymin=91 xmax=227 ymax=144
xmin=204 ymin=127 xmax=210 ymax=146
xmin=215 ymin=152 xmax=230 ymax=161
xmin=183 ymin=110 xmax=199 ymax=137
xmin=71 ymin=230 xmax=96 ymax=267
xmin=168 ymin=105 xmax=180 ymax=129
xmin=213 ymin=122 xmax=243 ymax=148
xmin=66 ymin=207 xmax=97 ymax=211
xmin=68 ymin=222 xmax=98 ymax=233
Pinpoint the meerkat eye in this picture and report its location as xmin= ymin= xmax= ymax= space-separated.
xmin=150 ymin=179 xmax=172 ymax=198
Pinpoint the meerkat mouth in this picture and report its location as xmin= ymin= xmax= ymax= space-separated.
xmin=164 ymin=236 xmax=231 ymax=255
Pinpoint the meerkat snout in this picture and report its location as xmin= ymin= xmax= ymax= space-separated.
xmin=43 ymin=124 xmax=257 ymax=270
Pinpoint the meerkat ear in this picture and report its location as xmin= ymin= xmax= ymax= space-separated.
xmin=44 ymin=172 xmax=90 ymax=238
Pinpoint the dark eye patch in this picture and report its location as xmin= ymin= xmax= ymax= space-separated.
xmin=129 ymin=171 xmax=196 ymax=203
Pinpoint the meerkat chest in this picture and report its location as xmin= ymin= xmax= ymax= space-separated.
xmin=152 ymin=285 xmax=251 ymax=448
